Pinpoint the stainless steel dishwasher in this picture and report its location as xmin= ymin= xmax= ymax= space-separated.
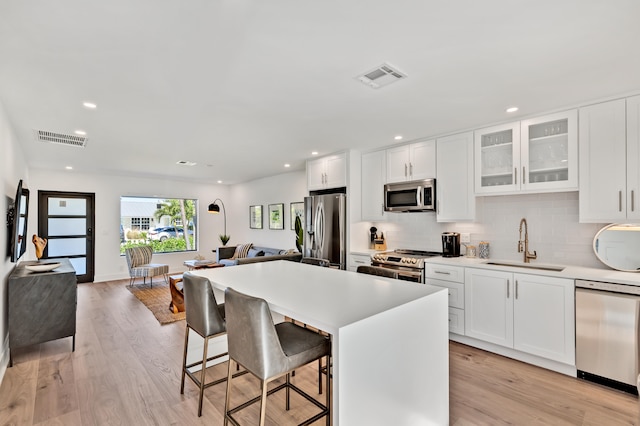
xmin=576 ymin=279 xmax=640 ymax=394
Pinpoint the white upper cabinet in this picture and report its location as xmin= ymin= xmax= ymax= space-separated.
xmin=579 ymin=96 xmax=640 ymax=222
xmin=386 ymin=140 xmax=436 ymax=183
xmin=361 ymin=150 xmax=386 ymax=221
xmin=520 ymin=110 xmax=578 ymax=191
xmin=475 ymin=122 xmax=521 ymax=194
xmin=307 ymin=153 xmax=347 ymax=191
xmin=475 ymin=110 xmax=577 ymax=195
xmin=436 ymin=132 xmax=475 ymax=222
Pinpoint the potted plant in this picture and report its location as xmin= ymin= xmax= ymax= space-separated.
xmin=219 ymin=234 xmax=231 ymax=246
xmin=294 ymin=216 xmax=303 ymax=253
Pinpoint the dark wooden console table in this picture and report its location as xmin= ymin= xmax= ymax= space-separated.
xmin=8 ymin=258 xmax=77 ymax=366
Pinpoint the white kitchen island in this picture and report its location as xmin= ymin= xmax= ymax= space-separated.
xmin=192 ymin=260 xmax=449 ymax=426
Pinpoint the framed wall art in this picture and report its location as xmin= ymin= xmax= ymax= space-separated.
xmin=290 ymin=202 xmax=304 ymax=230
xmin=249 ymin=205 xmax=263 ymax=229
xmin=268 ymin=203 xmax=284 ymax=230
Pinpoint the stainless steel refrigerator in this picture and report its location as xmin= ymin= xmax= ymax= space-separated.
xmin=304 ymin=193 xmax=346 ymax=269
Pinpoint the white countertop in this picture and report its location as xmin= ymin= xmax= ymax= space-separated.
xmin=425 ymin=256 xmax=640 ymax=287
xmin=350 ymin=248 xmax=387 ymax=256
xmin=193 ymin=260 xmax=444 ymax=334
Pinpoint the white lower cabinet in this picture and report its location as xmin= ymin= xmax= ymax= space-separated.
xmin=425 ymin=264 xmax=465 ymax=335
xmin=349 ymin=253 xmax=371 ymax=272
xmin=465 ymin=267 xmax=575 ymax=365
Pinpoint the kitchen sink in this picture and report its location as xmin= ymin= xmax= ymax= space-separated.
xmin=484 ymin=261 xmax=565 ymax=272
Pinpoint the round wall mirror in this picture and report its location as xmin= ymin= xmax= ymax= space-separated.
xmin=593 ymin=223 xmax=640 ymax=272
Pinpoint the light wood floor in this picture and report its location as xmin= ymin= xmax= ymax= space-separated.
xmin=0 ymin=279 xmax=638 ymax=425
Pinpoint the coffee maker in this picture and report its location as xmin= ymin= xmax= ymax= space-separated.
xmin=442 ymin=232 xmax=461 ymax=257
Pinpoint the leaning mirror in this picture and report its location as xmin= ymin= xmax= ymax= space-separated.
xmin=593 ymin=223 xmax=640 ymax=272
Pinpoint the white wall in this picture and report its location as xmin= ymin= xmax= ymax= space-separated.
xmin=226 ymin=170 xmax=307 ymax=251
xmin=28 ymin=169 xmax=230 ymax=282
xmin=1 ymin=99 xmax=29 ymax=383
xmin=25 ymin=169 xmax=307 ymax=281
xmin=353 ymin=191 xmax=607 ymax=269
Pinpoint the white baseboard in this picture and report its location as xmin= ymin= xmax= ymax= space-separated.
xmin=450 ymin=333 xmax=577 ymax=377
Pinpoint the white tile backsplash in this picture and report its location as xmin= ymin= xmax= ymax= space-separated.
xmin=352 ymin=191 xmax=608 ymax=269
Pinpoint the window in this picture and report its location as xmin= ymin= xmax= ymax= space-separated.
xmin=120 ymin=196 xmax=198 ymax=255
xmin=131 ymin=217 xmax=150 ymax=230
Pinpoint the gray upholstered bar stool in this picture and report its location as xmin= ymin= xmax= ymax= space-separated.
xmin=300 ymin=257 xmax=331 ymax=267
xmin=180 ymin=273 xmax=241 ymax=417
xmin=223 ymin=287 xmax=331 ymax=426
xmin=299 ymin=256 xmax=331 ymax=394
xmin=357 ymin=264 xmax=399 ymax=279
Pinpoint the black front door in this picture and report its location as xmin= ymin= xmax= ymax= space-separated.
xmin=38 ymin=191 xmax=95 ymax=283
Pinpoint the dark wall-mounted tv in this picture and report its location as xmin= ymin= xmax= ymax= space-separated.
xmin=6 ymin=179 xmax=30 ymax=263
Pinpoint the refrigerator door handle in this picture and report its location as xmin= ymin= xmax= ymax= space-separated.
xmin=315 ymin=201 xmax=325 ymax=256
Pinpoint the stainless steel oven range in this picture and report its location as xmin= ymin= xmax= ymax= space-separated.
xmin=371 ymin=249 xmax=442 ymax=283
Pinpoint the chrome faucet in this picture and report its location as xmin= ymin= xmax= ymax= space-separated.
xmin=518 ymin=218 xmax=537 ymax=263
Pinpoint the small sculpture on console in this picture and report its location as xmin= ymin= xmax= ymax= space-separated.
xmin=32 ymin=234 xmax=47 ymax=259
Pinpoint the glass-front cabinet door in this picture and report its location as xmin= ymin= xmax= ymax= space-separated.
xmin=474 ymin=122 xmax=521 ymax=194
xmin=475 ymin=110 xmax=578 ymax=195
xmin=520 ymin=110 xmax=578 ymax=191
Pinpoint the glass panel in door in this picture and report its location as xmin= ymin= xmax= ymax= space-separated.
xmin=39 ymin=191 xmax=95 ymax=283
xmin=479 ymin=128 xmax=515 ymax=188
xmin=526 ymin=118 xmax=570 ymax=184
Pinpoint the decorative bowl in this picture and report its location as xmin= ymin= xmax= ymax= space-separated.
xmin=25 ymin=262 xmax=61 ymax=273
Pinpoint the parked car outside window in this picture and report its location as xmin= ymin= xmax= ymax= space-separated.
xmin=148 ymin=226 xmax=193 ymax=242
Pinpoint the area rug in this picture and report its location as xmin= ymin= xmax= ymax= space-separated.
xmin=126 ymin=282 xmax=185 ymax=325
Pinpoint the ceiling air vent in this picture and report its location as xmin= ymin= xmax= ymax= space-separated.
xmin=356 ymin=63 xmax=407 ymax=89
xmin=35 ymin=130 xmax=87 ymax=147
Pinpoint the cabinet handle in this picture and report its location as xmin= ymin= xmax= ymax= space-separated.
xmin=507 ymin=279 xmax=510 ymax=298
xmin=619 ymin=190 xmax=623 ymax=212
xmin=632 ymin=190 xmax=635 ymax=212
xmin=437 ymin=200 xmax=440 ymax=215
xmin=410 ymin=162 xmax=413 ymax=177
xmin=522 ymin=167 xmax=526 ymax=184
xmin=515 ymin=280 xmax=519 ymax=299
xmin=405 ymin=163 xmax=408 ymax=177
xmin=434 ymin=270 xmax=451 ymax=275
xmin=514 ymin=168 xmax=517 ymax=185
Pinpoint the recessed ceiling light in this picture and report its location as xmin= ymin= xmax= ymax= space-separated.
xmin=83 ymin=102 xmax=97 ymax=109
xmin=394 ymin=135 xmax=403 ymax=140
xmin=74 ymin=130 xmax=86 ymax=136
xmin=217 ymin=180 xmax=222 ymax=184
xmin=311 ymin=151 xmax=318 ymax=156
xmin=176 ymin=160 xmax=197 ymax=166
xmin=284 ymin=164 xmax=291 ymax=168
xmin=506 ymin=107 xmax=519 ymax=113
xmin=65 ymin=166 xmax=73 ymax=170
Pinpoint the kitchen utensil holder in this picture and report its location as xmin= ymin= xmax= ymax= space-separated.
xmin=479 ymin=242 xmax=490 ymax=259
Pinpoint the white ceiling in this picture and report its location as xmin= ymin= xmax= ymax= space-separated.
xmin=1 ymin=0 xmax=640 ymax=184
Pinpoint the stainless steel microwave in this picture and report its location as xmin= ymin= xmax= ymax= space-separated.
xmin=384 ymin=179 xmax=436 ymax=212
